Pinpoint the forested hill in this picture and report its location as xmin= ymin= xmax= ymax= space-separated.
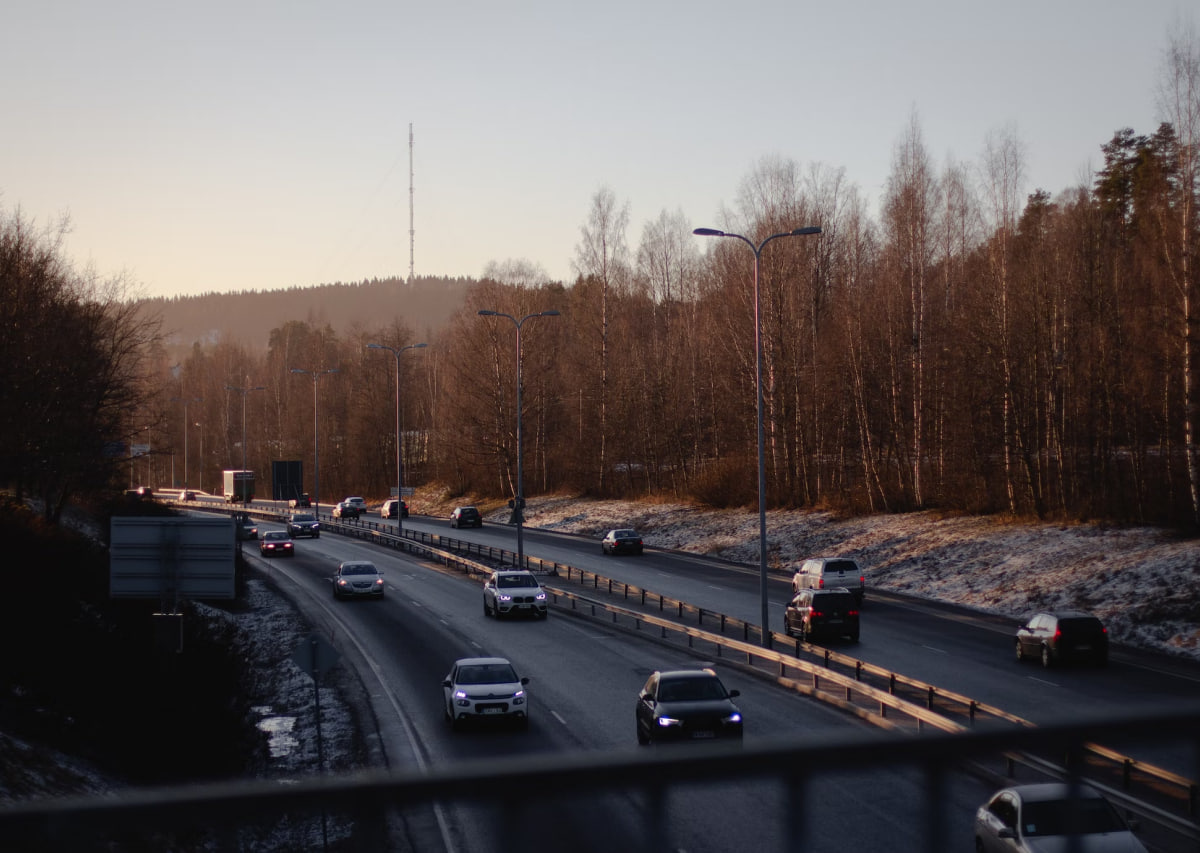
xmin=139 ymin=275 xmax=475 ymax=356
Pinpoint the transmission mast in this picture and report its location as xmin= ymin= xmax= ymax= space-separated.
xmin=408 ymin=123 xmax=415 ymax=283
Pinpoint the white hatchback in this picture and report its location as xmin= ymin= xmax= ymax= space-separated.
xmin=442 ymin=657 xmax=530 ymax=730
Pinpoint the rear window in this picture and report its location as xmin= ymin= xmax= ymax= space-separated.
xmin=824 ymin=560 xmax=859 ymax=573
xmin=814 ymin=592 xmax=856 ymax=608
xmin=1058 ymin=618 xmax=1105 ymax=636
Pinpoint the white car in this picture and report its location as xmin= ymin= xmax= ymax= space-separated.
xmin=790 ymin=557 xmax=865 ymax=605
xmin=442 ymin=657 xmax=530 ymax=730
xmin=974 ymin=783 xmax=1147 ymax=852
xmin=482 ymin=570 xmax=548 ymax=619
xmin=333 ymin=496 xmax=367 ymax=519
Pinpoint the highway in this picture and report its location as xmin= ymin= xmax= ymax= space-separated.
xmin=194 ymin=498 xmax=1200 ymax=851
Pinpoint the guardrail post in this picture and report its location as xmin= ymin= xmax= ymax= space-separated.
xmin=927 ymin=687 xmax=935 ymax=710
xmin=889 ymin=673 xmax=897 ymax=695
xmin=824 ymin=650 xmax=832 ymax=668
xmin=855 ymin=661 xmax=863 ymax=681
xmin=969 ymin=701 xmax=977 ymax=724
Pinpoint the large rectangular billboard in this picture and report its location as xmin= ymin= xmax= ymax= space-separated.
xmin=109 ymin=517 xmax=236 ymax=600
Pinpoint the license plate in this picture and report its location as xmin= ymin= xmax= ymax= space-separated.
xmin=1075 ymin=644 xmax=1091 ymax=652
xmin=691 ymin=730 xmax=715 ymax=739
xmin=517 ymin=604 xmax=530 ymax=609
xmin=481 ymin=707 xmax=504 ymax=715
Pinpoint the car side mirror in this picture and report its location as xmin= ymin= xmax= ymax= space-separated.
xmin=728 ymin=689 xmax=740 ymax=698
xmin=442 ymin=680 xmax=452 ymax=688
xmin=521 ymin=677 xmax=530 ymax=685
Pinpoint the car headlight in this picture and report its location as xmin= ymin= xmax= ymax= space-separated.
xmin=656 ymin=716 xmax=683 ymax=728
xmin=724 ymin=712 xmax=742 ymax=724
xmin=498 ymin=593 xmax=512 ymax=602
xmin=374 ymin=578 xmax=383 ymax=586
xmin=535 ymin=591 xmax=547 ymax=601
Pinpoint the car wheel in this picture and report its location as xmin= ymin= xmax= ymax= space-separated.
xmin=1041 ymin=645 xmax=1053 ymax=668
xmin=518 ymin=715 xmax=529 ymax=731
xmin=849 ymin=632 xmax=860 ymax=642
xmin=450 ymin=713 xmax=464 ymax=732
xmin=314 ymin=533 xmax=320 ymax=538
xmin=1096 ymin=651 xmax=1109 ymax=667
xmin=637 ymin=723 xmax=649 ymax=746
xmin=484 ymin=598 xmax=491 ymax=617
xmin=1015 ymin=640 xmax=1025 ymax=662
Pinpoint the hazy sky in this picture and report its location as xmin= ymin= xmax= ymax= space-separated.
xmin=2 ymin=1 xmax=1190 ymax=299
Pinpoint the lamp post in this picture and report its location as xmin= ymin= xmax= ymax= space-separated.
xmin=366 ymin=342 xmax=427 ymax=533
xmin=225 ymin=384 xmax=265 ymax=502
xmin=291 ymin=368 xmax=339 ymax=514
xmin=694 ymin=225 xmax=821 ymax=646
xmin=171 ymin=396 xmax=202 ymax=492
xmin=195 ymin=422 xmax=204 ymax=493
xmin=478 ymin=309 xmax=560 ymax=565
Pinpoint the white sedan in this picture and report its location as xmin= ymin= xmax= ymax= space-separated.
xmin=974 ymin=783 xmax=1147 ymax=852
xmin=442 ymin=657 xmax=530 ymax=730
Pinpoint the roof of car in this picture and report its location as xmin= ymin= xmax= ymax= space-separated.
xmin=999 ymin=783 xmax=1103 ymax=803
xmin=655 ymin=668 xmax=721 ymax=680
xmin=454 ymin=656 xmax=512 ymax=667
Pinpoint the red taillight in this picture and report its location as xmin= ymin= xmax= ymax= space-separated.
xmin=859 ymin=576 xmax=865 ymax=586
xmin=848 ymin=609 xmax=859 ymax=616
xmin=817 ymin=578 xmax=825 ymax=588
xmin=1054 ymin=628 xmax=1062 ymax=641
xmin=809 ymin=607 xmax=824 ymax=617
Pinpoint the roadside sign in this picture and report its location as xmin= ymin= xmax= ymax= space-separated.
xmin=292 ymin=633 xmax=340 ymax=678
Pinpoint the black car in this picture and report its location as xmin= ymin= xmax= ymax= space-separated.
xmin=601 ymin=528 xmax=644 ymax=555
xmin=784 ymin=588 xmax=860 ymax=642
xmin=287 ymin=513 xmax=321 ymax=538
xmin=1015 ymin=610 xmax=1109 ymax=667
xmin=450 ymin=506 xmax=483 ymax=528
xmin=635 ymin=669 xmax=742 ymax=746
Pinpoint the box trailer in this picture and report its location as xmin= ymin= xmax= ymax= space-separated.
xmin=222 ymin=469 xmax=255 ymax=503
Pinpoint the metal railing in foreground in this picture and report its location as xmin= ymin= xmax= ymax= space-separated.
xmin=2 ymin=707 xmax=1198 ymax=853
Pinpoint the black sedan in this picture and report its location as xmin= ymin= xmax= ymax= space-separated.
xmin=287 ymin=513 xmax=320 ymax=538
xmin=602 ymin=528 xmax=644 ymax=555
xmin=635 ymin=669 xmax=742 ymax=745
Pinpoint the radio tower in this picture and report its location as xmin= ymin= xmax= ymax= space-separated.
xmin=408 ymin=123 xmax=415 ymax=283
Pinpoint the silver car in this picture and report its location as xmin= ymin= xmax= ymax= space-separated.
xmin=332 ymin=561 xmax=384 ymax=600
xmin=974 ymin=783 xmax=1147 ymax=852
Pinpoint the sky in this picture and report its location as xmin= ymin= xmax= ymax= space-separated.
xmin=2 ymin=0 xmax=1193 ymax=299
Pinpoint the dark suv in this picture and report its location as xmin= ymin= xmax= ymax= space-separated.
xmin=1015 ymin=610 xmax=1109 ymax=667
xmin=450 ymin=506 xmax=483 ymax=528
xmin=784 ymin=588 xmax=860 ymax=642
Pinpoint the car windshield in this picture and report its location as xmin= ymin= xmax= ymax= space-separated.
xmin=1022 ymin=797 xmax=1126 ymax=837
xmin=498 ymin=574 xmax=538 ymax=588
xmin=614 ymin=530 xmax=636 ymax=538
xmin=658 ymin=677 xmax=727 ymax=702
xmin=457 ymin=663 xmax=518 ymax=685
xmin=292 ymin=514 xmax=315 ymax=522
xmin=342 ymin=564 xmax=376 ymax=576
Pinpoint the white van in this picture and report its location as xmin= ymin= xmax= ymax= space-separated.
xmin=791 ymin=558 xmax=866 ymax=605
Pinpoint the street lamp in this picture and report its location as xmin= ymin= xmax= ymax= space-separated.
xmin=225 ymin=384 xmax=265 ymax=502
xmin=194 ymin=422 xmax=204 ymax=493
xmin=291 ymin=368 xmax=339 ymax=514
xmin=694 ymin=225 xmax=821 ymax=646
xmin=171 ymin=396 xmax=202 ymax=492
xmin=366 ymin=342 xmax=428 ymax=533
xmin=478 ymin=309 xmax=560 ymax=565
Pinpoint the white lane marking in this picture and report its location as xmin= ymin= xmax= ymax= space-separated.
xmin=1028 ymin=676 xmax=1059 ymax=687
xmin=551 ymin=710 xmax=567 ymax=726
xmin=921 ymin=645 xmax=948 ymax=654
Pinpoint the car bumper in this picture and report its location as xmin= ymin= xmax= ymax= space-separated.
xmin=496 ymin=601 xmax=548 ymax=618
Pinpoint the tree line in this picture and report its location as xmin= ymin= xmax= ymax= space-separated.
xmin=4 ymin=31 xmax=1197 ymax=530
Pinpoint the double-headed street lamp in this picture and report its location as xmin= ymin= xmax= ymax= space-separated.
xmin=225 ymin=384 xmax=265 ymax=502
xmin=291 ymin=368 xmax=339 ymax=514
xmin=694 ymin=225 xmax=822 ymax=646
xmin=478 ymin=309 xmax=560 ymax=565
xmin=366 ymin=342 xmax=427 ymax=533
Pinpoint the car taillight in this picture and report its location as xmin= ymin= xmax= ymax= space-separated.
xmin=1054 ymin=628 xmax=1062 ymax=641
xmin=848 ymin=609 xmax=859 ymax=616
xmin=859 ymin=576 xmax=865 ymax=586
xmin=817 ymin=578 xmax=824 ymax=588
xmin=809 ymin=607 xmax=824 ymax=617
